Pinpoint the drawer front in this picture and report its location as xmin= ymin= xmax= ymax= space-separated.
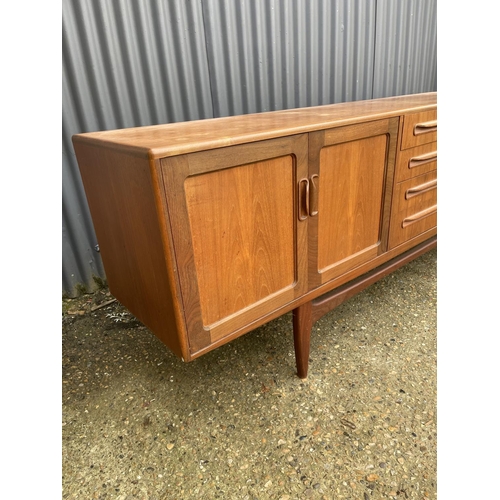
xmin=395 ymin=141 xmax=437 ymax=182
xmin=389 ymin=171 xmax=437 ymax=249
xmin=401 ymin=110 xmax=437 ymax=150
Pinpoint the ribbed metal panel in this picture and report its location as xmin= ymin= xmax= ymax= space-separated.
xmin=62 ymin=0 xmax=213 ymax=295
xmin=373 ymin=0 xmax=437 ymax=98
xmin=62 ymin=0 xmax=437 ymax=296
xmin=203 ymin=0 xmax=376 ymax=116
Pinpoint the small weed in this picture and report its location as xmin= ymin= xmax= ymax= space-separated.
xmin=74 ymin=283 xmax=88 ymax=296
xmin=92 ymin=275 xmax=107 ymax=290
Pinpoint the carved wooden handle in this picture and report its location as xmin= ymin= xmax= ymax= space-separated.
xmin=402 ymin=205 xmax=437 ymax=228
xmin=414 ymin=120 xmax=437 ymax=136
xmin=409 ymin=151 xmax=437 ymax=169
xmin=309 ymin=174 xmax=319 ymax=216
xmin=405 ymin=179 xmax=437 ymax=199
xmin=298 ymin=178 xmax=309 ymax=221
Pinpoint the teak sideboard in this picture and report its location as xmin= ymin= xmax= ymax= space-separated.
xmin=73 ymin=92 xmax=437 ymax=378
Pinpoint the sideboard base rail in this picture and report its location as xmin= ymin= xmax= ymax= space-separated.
xmin=292 ymin=236 xmax=437 ymax=379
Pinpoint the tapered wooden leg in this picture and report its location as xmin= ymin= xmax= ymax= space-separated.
xmin=293 ymin=301 xmax=313 ymax=379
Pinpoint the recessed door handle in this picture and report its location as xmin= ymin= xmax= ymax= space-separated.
xmin=309 ymin=174 xmax=319 ymax=216
xmin=405 ymin=179 xmax=437 ymax=199
xmin=409 ymin=151 xmax=437 ymax=169
xmin=402 ymin=205 xmax=437 ymax=228
xmin=298 ymin=178 xmax=309 ymax=221
xmin=414 ymin=120 xmax=437 ymax=136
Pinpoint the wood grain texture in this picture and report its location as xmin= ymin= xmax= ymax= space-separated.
xmin=73 ymin=93 xmax=436 ymax=159
xmin=71 ymin=140 xmax=187 ymax=359
xmin=185 ymin=156 xmax=295 ymax=326
xmin=318 ymin=134 xmax=387 ymax=269
xmin=72 ymin=95 xmax=438 ymax=375
xmin=401 ymin=110 xmax=437 ymax=150
xmin=190 ymin=230 xmax=437 ymax=361
xmin=293 ymin=301 xmax=313 ymax=379
xmin=308 ymin=118 xmax=398 ymax=286
xmin=389 ymin=171 xmax=437 ymax=249
xmin=161 ymin=135 xmax=309 ymax=350
xmin=395 ymin=142 xmax=437 ymax=182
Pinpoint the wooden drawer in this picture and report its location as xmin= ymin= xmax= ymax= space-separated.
xmin=388 ymin=171 xmax=437 ymax=249
xmin=395 ymin=141 xmax=437 ymax=182
xmin=401 ymin=110 xmax=437 ymax=150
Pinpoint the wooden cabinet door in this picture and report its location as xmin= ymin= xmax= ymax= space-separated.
xmin=308 ymin=118 xmax=399 ymax=286
xmin=160 ymin=135 xmax=309 ymax=353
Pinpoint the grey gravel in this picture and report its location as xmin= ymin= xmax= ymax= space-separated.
xmin=62 ymin=249 xmax=437 ymax=499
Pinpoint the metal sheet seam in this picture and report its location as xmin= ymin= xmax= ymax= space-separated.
xmin=200 ymin=0 xmax=217 ymax=117
xmin=371 ymin=0 xmax=378 ymax=99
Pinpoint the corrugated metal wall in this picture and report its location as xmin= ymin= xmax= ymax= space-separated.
xmin=202 ymin=0 xmax=377 ymax=115
xmin=373 ymin=0 xmax=437 ymax=98
xmin=62 ymin=0 xmax=214 ymax=295
xmin=62 ymin=0 xmax=437 ymax=296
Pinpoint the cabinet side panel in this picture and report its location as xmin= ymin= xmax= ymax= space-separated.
xmin=72 ymin=140 xmax=186 ymax=359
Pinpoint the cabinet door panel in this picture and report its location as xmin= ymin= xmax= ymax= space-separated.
xmin=185 ymin=157 xmax=295 ymax=326
xmin=308 ymin=119 xmax=398 ymax=286
xmin=161 ymin=135 xmax=308 ymax=352
xmin=318 ymin=134 xmax=387 ymax=270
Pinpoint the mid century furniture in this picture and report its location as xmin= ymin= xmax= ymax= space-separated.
xmin=73 ymin=92 xmax=437 ymax=378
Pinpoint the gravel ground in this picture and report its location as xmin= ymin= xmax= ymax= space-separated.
xmin=62 ymin=249 xmax=436 ymax=500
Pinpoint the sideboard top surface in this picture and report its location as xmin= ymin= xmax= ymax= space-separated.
xmin=73 ymin=92 xmax=437 ymax=160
